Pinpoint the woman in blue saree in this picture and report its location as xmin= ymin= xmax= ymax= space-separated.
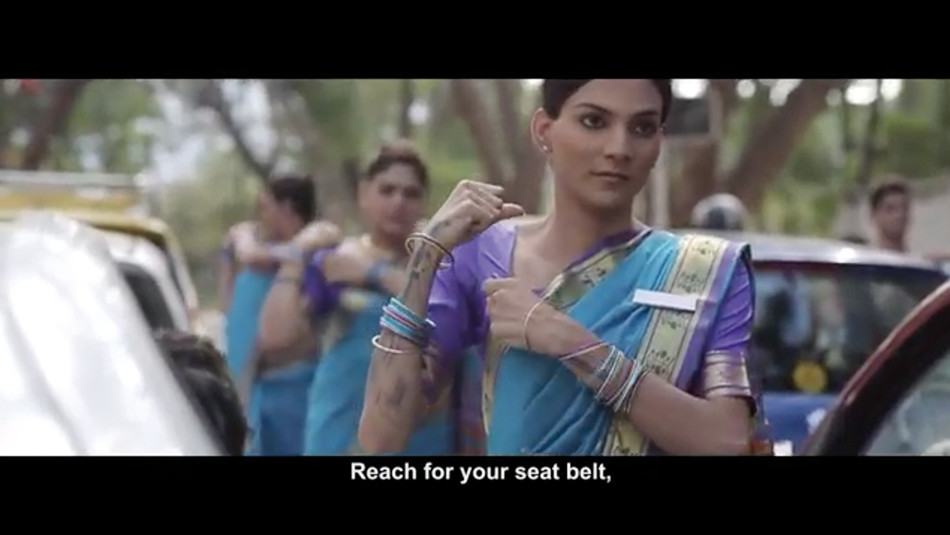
xmin=358 ymin=79 xmax=772 ymax=456
xmin=221 ymin=175 xmax=340 ymax=455
xmin=257 ymin=142 xmax=456 ymax=455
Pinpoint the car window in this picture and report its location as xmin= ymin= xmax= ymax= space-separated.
xmin=864 ymin=348 xmax=950 ymax=455
xmin=119 ymin=263 xmax=177 ymax=330
xmin=752 ymin=265 xmax=945 ymax=395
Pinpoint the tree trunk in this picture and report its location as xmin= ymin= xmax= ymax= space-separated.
xmin=493 ymin=79 xmax=546 ymax=212
xmin=854 ymin=79 xmax=883 ymax=189
xmin=20 ymin=79 xmax=91 ymax=170
xmin=398 ymin=79 xmax=414 ymax=138
xmin=724 ymin=79 xmax=849 ymax=209
xmin=199 ymin=80 xmax=276 ymax=184
xmin=668 ymin=80 xmax=739 ymax=227
xmin=272 ymin=80 xmax=354 ymax=228
xmin=450 ymin=79 xmax=506 ymax=185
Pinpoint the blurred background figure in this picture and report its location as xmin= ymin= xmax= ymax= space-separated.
xmin=868 ymin=178 xmax=911 ymax=253
xmin=690 ymin=193 xmax=749 ymax=231
xmin=257 ymin=141 xmax=458 ymax=456
xmin=223 ymin=174 xmax=339 ymax=456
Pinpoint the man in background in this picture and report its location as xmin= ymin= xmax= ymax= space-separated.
xmin=867 ymin=177 xmax=912 ymax=254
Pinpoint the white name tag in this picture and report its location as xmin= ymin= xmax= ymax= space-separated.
xmin=632 ymin=289 xmax=698 ymax=312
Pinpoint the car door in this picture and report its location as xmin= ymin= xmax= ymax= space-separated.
xmin=803 ymin=285 xmax=950 ymax=455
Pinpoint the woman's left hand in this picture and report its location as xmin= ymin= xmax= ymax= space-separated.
xmin=483 ymin=278 xmax=559 ymax=355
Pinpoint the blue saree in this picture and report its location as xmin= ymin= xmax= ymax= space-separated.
xmin=226 ymin=268 xmax=317 ymax=456
xmin=482 ymin=230 xmax=755 ymax=455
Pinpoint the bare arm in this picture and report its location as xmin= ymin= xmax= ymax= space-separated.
xmin=258 ymin=260 xmax=312 ymax=352
xmin=257 ymin=222 xmax=341 ymax=352
xmin=231 ymin=223 xmax=281 ymax=271
xmin=358 ymin=243 xmax=444 ymax=453
xmin=527 ymin=267 xmax=757 ymax=456
xmin=357 ymin=179 xmax=524 ymax=454
xmin=558 ymin=339 xmax=752 ymax=455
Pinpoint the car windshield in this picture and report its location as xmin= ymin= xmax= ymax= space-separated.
xmin=865 ymin=345 xmax=950 ymax=455
xmin=118 ymin=263 xmax=177 ymax=331
xmin=752 ymin=263 xmax=946 ymax=394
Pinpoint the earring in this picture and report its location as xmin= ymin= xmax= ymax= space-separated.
xmin=539 ymin=141 xmax=551 ymax=153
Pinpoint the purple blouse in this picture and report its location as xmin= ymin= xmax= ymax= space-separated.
xmin=301 ymin=247 xmax=346 ymax=318
xmin=427 ymin=222 xmax=757 ymax=451
xmin=427 ymin=222 xmax=754 ymax=371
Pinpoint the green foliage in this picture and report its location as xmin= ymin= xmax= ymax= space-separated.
xmin=879 ymin=113 xmax=943 ymax=179
xmin=159 ymin=149 xmax=259 ymax=303
xmin=781 ymin=111 xmax=842 ymax=186
xmin=295 ymin=79 xmax=362 ymax=163
xmin=423 ymin=152 xmax=480 ymax=213
xmin=65 ymin=80 xmax=162 ymax=172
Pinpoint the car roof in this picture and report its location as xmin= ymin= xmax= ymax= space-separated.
xmin=0 ymin=218 xmax=170 ymax=276
xmin=0 ymin=209 xmax=173 ymax=247
xmin=675 ymin=228 xmax=942 ymax=271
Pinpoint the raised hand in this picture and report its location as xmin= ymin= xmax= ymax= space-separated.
xmin=292 ymin=221 xmax=342 ymax=253
xmin=483 ymin=277 xmax=554 ymax=354
xmin=421 ymin=179 xmax=524 ymax=252
xmin=322 ymin=244 xmax=375 ymax=286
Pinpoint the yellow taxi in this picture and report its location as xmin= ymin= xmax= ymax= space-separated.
xmin=0 ymin=169 xmax=203 ymax=333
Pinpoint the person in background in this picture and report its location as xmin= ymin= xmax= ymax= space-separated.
xmin=868 ymin=177 xmax=911 ymax=254
xmin=223 ymin=174 xmax=341 ymax=456
xmin=154 ymin=329 xmax=248 ymax=456
xmin=865 ymin=176 xmax=950 ymax=273
xmin=358 ymin=80 xmax=770 ymax=456
xmin=689 ymin=193 xmax=748 ymax=231
xmin=257 ymin=141 xmax=457 ymax=456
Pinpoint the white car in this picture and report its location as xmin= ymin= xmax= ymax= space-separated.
xmin=0 ymin=211 xmax=220 ymax=455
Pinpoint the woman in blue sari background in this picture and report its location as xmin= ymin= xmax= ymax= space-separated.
xmin=221 ymin=175 xmax=340 ymax=455
xmin=358 ymin=79 xmax=772 ymax=456
xmin=257 ymin=142 xmax=457 ymax=455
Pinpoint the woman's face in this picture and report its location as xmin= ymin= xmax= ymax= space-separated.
xmin=532 ymin=79 xmax=664 ymax=214
xmin=256 ymin=190 xmax=285 ymax=239
xmin=358 ymin=163 xmax=426 ymax=240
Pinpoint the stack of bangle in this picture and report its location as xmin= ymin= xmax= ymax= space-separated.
xmin=589 ymin=345 xmax=647 ymax=414
xmin=379 ymin=297 xmax=436 ymax=348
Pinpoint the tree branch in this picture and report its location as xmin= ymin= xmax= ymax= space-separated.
xmin=20 ymin=79 xmax=91 ymax=170
xmin=198 ymin=80 xmax=275 ymax=184
xmin=723 ymin=79 xmax=850 ymax=209
xmin=450 ymin=79 xmax=506 ymax=185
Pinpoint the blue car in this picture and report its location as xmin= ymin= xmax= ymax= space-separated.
xmin=680 ymin=230 xmax=948 ymax=454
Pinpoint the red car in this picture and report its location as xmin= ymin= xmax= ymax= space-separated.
xmin=803 ymin=278 xmax=950 ymax=455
